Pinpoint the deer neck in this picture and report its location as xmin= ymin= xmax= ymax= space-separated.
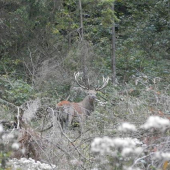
xmin=80 ymin=96 xmax=95 ymax=115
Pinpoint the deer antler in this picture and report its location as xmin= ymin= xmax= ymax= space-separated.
xmin=95 ymin=76 xmax=109 ymax=91
xmin=74 ymin=72 xmax=89 ymax=90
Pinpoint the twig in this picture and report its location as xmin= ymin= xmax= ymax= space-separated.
xmin=39 ymin=124 xmax=53 ymax=132
xmin=49 ymin=107 xmax=89 ymax=170
xmin=131 ymin=153 xmax=154 ymax=168
xmin=25 ymin=129 xmax=55 ymax=170
xmin=16 ymin=106 xmax=20 ymax=129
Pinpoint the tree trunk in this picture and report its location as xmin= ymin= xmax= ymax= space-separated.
xmin=79 ymin=0 xmax=88 ymax=86
xmin=79 ymin=0 xmax=84 ymax=41
xmin=111 ymin=2 xmax=116 ymax=84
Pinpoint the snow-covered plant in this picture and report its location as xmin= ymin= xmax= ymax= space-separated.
xmin=154 ymin=152 xmax=170 ymax=161
xmin=91 ymin=136 xmax=143 ymax=157
xmin=118 ymin=122 xmax=137 ymax=132
xmin=7 ymin=158 xmax=56 ymax=170
xmin=140 ymin=116 xmax=170 ymax=131
xmin=91 ymin=136 xmax=143 ymax=169
xmin=91 ymin=115 xmax=170 ymax=170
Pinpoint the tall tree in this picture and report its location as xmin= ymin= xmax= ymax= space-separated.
xmin=78 ymin=0 xmax=84 ymax=41
xmin=111 ymin=1 xmax=116 ymax=84
xmin=78 ymin=0 xmax=88 ymax=86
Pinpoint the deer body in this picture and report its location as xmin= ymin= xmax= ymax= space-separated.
xmin=56 ymin=72 xmax=109 ymax=129
xmin=57 ymin=91 xmax=96 ymax=128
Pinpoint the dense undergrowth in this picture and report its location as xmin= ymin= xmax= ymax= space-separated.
xmin=0 ymin=73 xmax=170 ymax=170
xmin=0 ymin=0 xmax=170 ymax=169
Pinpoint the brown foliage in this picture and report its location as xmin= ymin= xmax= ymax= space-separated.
xmin=12 ymin=128 xmax=43 ymax=161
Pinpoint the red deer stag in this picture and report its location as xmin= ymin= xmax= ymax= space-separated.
xmin=56 ymin=72 xmax=109 ymax=129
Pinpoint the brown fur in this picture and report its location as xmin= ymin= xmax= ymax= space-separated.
xmin=57 ymin=90 xmax=96 ymax=129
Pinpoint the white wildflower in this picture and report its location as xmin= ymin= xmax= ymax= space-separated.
xmin=118 ymin=122 xmax=137 ymax=132
xmin=124 ymin=166 xmax=142 ymax=170
xmin=91 ymin=136 xmax=143 ymax=158
xmin=154 ymin=152 xmax=161 ymax=159
xmin=21 ymin=147 xmax=26 ymax=154
xmin=133 ymin=147 xmax=143 ymax=155
xmin=132 ymin=138 xmax=143 ymax=145
xmin=141 ymin=116 xmax=170 ymax=130
xmin=2 ymin=133 xmax=14 ymax=143
xmin=8 ymin=158 xmax=56 ymax=170
xmin=121 ymin=146 xmax=143 ymax=157
xmin=154 ymin=152 xmax=170 ymax=161
xmin=0 ymin=124 xmax=3 ymax=133
xmin=121 ymin=147 xmax=133 ymax=157
xmin=161 ymin=152 xmax=170 ymax=160
xmin=91 ymin=136 xmax=114 ymax=154
xmin=70 ymin=159 xmax=83 ymax=166
xmin=12 ymin=142 xmax=20 ymax=150
xmin=113 ymin=138 xmax=137 ymax=148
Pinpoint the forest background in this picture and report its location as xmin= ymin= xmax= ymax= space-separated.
xmin=0 ymin=0 xmax=170 ymax=170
